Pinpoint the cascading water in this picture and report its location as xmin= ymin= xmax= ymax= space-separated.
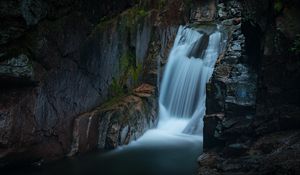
xmin=157 ymin=26 xmax=223 ymax=135
xmin=100 ymin=25 xmax=227 ymax=175
xmin=15 ymin=26 xmax=226 ymax=175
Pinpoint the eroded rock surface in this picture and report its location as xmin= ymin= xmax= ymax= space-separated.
xmin=200 ymin=0 xmax=300 ymax=174
xmin=69 ymin=84 xmax=157 ymax=155
xmin=0 ymin=0 xmax=190 ymax=167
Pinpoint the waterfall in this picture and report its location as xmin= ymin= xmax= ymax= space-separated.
xmin=98 ymin=26 xmax=226 ymax=175
xmin=157 ymin=26 xmax=224 ymax=135
xmin=119 ymin=25 xmax=225 ymax=148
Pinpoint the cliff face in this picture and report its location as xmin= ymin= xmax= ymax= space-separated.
xmin=0 ymin=0 xmax=193 ymax=167
xmin=200 ymin=0 xmax=300 ymax=174
xmin=0 ymin=0 xmax=135 ymax=166
xmin=68 ymin=84 xmax=158 ymax=155
xmin=1 ymin=0 xmax=299 ymax=173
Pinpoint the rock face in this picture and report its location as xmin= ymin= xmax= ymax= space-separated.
xmin=1 ymin=0 xmax=299 ymax=172
xmin=199 ymin=130 xmax=300 ymax=175
xmin=68 ymin=84 xmax=158 ymax=155
xmin=204 ymin=0 xmax=257 ymax=151
xmin=200 ymin=0 xmax=300 ymax=174
xmin=0 ymin=0 xmax=191 ymax=167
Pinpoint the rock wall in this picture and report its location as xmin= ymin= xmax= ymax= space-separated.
xmin=204 ymin=0 xmax=257 ymax=151
xmin=199 ymin=0 xmax=300 ymax=174
xmin=2 ymin=0 xmax=299 ymax=172
xmin=0 ymin=0 xmax=192 ymax=167
xmin=68 ymin=84 xmax=157 ymax=155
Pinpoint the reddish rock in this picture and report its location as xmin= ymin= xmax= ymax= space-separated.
xmin=68 ymin=84 xmax=158 ymax=156
xmin=233 ymin=17 xmax=241 ymax=25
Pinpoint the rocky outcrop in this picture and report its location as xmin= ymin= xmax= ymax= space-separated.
xmin=200 ymin=0 xmax=300 ymax=174
xmin=204 ymin=0 xmax=257 ymax=151
xmin=0 ymin=0 xmax=192 ymax=167
xmin=68 ymin=84 xmax=157 ymax=155
xmin=2 ymin=0 xmax=298 ymax=172
xmin=190 ymin=0 xmax=216 ymax=23
xmin=199 ymin=130 xmax=300 ymax=175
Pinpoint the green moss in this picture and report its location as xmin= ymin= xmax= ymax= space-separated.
xmin=104 ymin=51 xmax=143 ymax=110
xmin=122 ymin=7 xmax=149 ymax=29
xmin=99 ymin=16 xmax=107 ymax=22
xmin=274 ymin=0 xmax=283 ymax=13
xmin=120 ymin=51 xmax=135 ymax=72
xmin=94 ymin=6 xmax=148 ymax=99
xmin=159 ymin=0 xmax=167 ymax=10
xmin=119 ymin=50 xmax=143 ymax=87
xmin=110 ymin=78 xmax=125 ymax=97
xmin=131 ymin=63 xmax=143 ymax=83
xmin=138 ymin=9 xmax=148 ymax=17
xmin=93 ymin=17 xmax=117 ymax=34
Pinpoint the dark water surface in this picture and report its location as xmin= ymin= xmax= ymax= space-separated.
xmin=4 ymin=130 xmax=202 ymax=175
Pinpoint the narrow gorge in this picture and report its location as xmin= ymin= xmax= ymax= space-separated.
xmin=1 ymin=0 xmax=300 ymax=175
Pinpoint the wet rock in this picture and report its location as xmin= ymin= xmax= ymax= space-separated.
xmin=198 ymin=152 xmax=219 ymax=167
xmin=203 ymin=0 xmax=257 ymax=168
xmin=221 ymin=19 xmax=235 ymax=26
xmin=199 ymin=131 xmax=300 ymax=175
xmin=0 ymin=0 xmax=186 ymax=165
xmin=233 ymin=17 xmax=241 ymax=25
xmin=68 ymin=112 xmax=99 ymax=156
xmin=221 ymin=117 xmax=237 ymax=129
xmin=203 ymin=113 xmax=224 ymax=150
xmin=198 ymin=152 xmax=222 ymax=175
xmin=217 ymin=3 xmax=227 ymax=19
xmin=144 ymin=26 xmax=178 ymax=86
xmin=0 ymin=0 xmax=192 ymax=168
xmin=68 ymin=84 xmax=158 ymax=155
xmin=80 ymin=9 xmax=155 ymax=97
xmin=201 ymin=0 xmax=300 ymax=174
xmin=190 ymin=0 xmax=216 ymax=22
xmin=224 ymin=143 xmax=249 ymax=157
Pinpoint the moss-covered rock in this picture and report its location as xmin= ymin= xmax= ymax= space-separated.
xmin=68 ymin=84 xmax=158 ymax=155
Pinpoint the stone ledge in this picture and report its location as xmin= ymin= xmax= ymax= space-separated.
xmin=68 ymin=84 xmax=158 ymax=156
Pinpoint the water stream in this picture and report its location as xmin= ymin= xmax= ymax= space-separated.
xmin=4 ymin=25 xmax=225 ymax=175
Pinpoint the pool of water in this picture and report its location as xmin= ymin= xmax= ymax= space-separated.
xmin=3 ymin=129 xmax=202 ymax=175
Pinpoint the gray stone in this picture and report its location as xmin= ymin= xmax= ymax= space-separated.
xmin=0 ymin=54 xmax=33 ymax=79
xmin=21 ymin=0 xmax=48 ymax=26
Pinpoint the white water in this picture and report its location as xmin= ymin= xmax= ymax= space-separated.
xmin=126 ymin=25 xmax=224 ymax=147
xmin=101 ymin=26 xmax=224 ymax=175
xmin=13 ymin=26 xmax=225 ymax=175
xmin=157 ymin=26 xmax=222 ymax=135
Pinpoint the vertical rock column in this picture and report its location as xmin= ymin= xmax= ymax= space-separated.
xmin=204 ymin=0 xmax=257 ymax=153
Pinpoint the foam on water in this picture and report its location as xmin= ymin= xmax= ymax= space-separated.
xmin=115 ymin=25 xmax=224 ymax=150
